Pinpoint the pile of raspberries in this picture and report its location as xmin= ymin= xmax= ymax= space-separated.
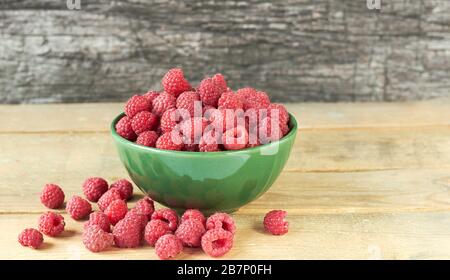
xmin=18 ymin=180 xmax=289 ymax=259
xmin=115 ymin=68 xmax=291 ymax=151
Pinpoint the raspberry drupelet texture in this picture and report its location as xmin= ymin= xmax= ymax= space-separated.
xmin=206 ymin=212 xmax=236 ymax=234
xmin=267 ymin=103 xmax=289 ymax=125
xmin=198 ymin=77 xmax=222 ymax=107
xmin=151 ymin=92 xmax=177 ymax=117
xmin=212 ymin=73 xmax=228 ymax=93
xmin=124 ymin=95 xmax=152 ymax=118
xmin=156 ymin=132 xmax=184 ymax=151
xmin=179 ymin=117 xmax=208 ymax=144
xmin=124 ymin=208 xmax=149 ymax=229
xmin=176 ymin=91 xmax=201 ymax=117
xmin=97 ymin=188 xmax=123 ymax=212
xmin=84 ymin=212 xmax=111 ymax=233
xmin=38 ymin=211 xmax=65 ymax=237
xmin=162 ymin=68 xmax=192 ymax=97
xmin=82 ymin=177 xmax=109 ymax=202
xmin=175 ymin=219 xmax=206 ymax=247
xmin=131 ymin=111 xmax=158 ymax=135
xmin=109 ymin=179 xmax=133 ymax=200
xmin=222 ymin=125 xmax=249 ymax=151
xmin=40 ymin=183 xmax=65 ymax=209
xmin=115 ymin=116 xmax=137 ymax=141
xmin=151 ymin=208 xmax=179 ymax=232
xmin=134 ymin=196 xmax=155 ymax=219
xmin=82 ymin=225 xmax=114 ymax=252
xmin=143 ymin=91 xmax=160 ymax=103
xmin=112 ymin=218 xmax=142 ymax=248
xmin=136 ymin=130 xmax=159 ymax=148
xmin=201 ymin=228 xmax=234 ymax=257
xmin=155 ymin=234 xmax=183 ymax=260
xmin=160 ymin=108 xmax=183 ymax=133
xmin=218 ymin=91 xmax=243 ymax=110
xmin=104 ymin=199 xmax=128 ymax=225
xmin=263 ymin=210 xmax=289 ymax=235
xmin=144 ymin=219 xmax=172 ymax=246
xmin=181 ymin=209 xmax=206 ymax=225
xmin=18 ymin=228 xmax=43 ymax=249
xmin=66 ymin=195 xmax=92 ymax=220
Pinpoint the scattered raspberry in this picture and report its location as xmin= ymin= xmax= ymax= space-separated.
xmin=104 ymin=199 xmax=128 ymax=225
xmin=175 ymin=219 xmax=206 ymax=247
xmin=156 ymin=132 xmax=184 ymax=151
xmin=66 ymin=195 xmax=92 ymax=220
xmin=112 ymin=218 xmax=142 ymax=248
xmin=115 ymin=116 xmax=137 ymax=141
xmin=267 ymin=103 xmax=289 ymax=125
xmin=38 ymin=212 xmax=65 ymax=237
xmin=143 ymin=91 xmax=159 ymax=103
xmin=263 ymin=210 xmax=289 ymax=235
xmin=212 ymin=73 xmax=228 ymax=93
xmin=151 ymin=208 xmax=179 ymax=232
xmin=82 ymin=225 xmax=114 ymax=252
xmin=97 ymin=188 xmax=123 ymax=212
xmin=109 ymin=179 xmax=133 ymax=200
xmin=134 ymin=196 xmax=155 ymax=219
xmin=201 ymin=229 xmax=234 ymax=257
xmin=84 ymin=212 xmax=111 ymax=233
xmin=199 ymin=77 xmax=222 ymax=107
xmin=155 ymin=234 xmax=183 ymax=260
xmin=206 ymin=212 xmax=236 ymax=234
xmin=131 ymin=111 xmax=158 ymax=135
xmin=218 ymin=91 xmax=243 ymax=110
xmin=144 ymin=219 xmax=172 ymax=246
xmin=82 ymin=177 xmax=109 ymax=202
xmin=222 ymin=125 xmax=249 ymax=150
xmin=152 ymin=92 xmax=177 ymax=117
xmin=136 ymin=130 xmax=159 ymax=147
xmin=124 ymin=95 xmax=152 ymax=118
xmin=124 ymin=208 xmax=149 ymax=229
xmin=18 ymin=228 xmax=43 ymax=249
xmin=40 ymin=183 xmax=65 ymax=209
xmin=181 ymin=209 xmax=206 ymax=225
xmin=176 ymin=91 xmax=201 ymax=117
xmin=162 ymin=68 xmax=191 ymax=97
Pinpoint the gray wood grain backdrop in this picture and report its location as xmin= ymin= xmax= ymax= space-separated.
xmin=0 ymin=0 xmax=449 ymax=103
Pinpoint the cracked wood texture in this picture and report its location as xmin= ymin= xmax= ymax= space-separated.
xmin=1 ymin=0 xmax=450 ymax=104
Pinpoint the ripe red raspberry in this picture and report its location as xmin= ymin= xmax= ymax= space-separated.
xmin=222 ymin=125 xmax=249 ymax=150
xmin=104 ymin=199 xmax=128 ymax=225
xmin=199 ymin=77 xmax=222 ymax=107
xmin=134 ymin=196 xmax=155 ymax=219
xmin=218 ymin=91 xmax=243 ymax=110
xmin=82 ymin=225 xmax=114 ymax=252
xmin=208 ymin=108 xmax=243 ymax=132
xmin=18 ymin=228 xmax=43 ymax=249
xmin=115 ymin=116 xmax=137 ymax=141
xmin=124 ymin=95 xmax=152 ymax=118
xmin=131 ymin=111 xmax=158 ymax=135
xmin=156 ymin=132 xmax=184 ymax=151
xmin=212 ymin=73 xmax=228 ymax=93
xmin=112 ymin=217 xmax=142 ymax=248
xmin=143 ymin=91 xmax=159 ymax=103
xmin=151 ymin=208 xmax=179 ymax=232
xmin=199 ymin=131 xmax=220 ymax=152
xmin=97 ymin=188 xmax=122 ymax=212
xmin=82 ymin=177 xmax=108 ymax=202
xmin=176 ymin=91 xmax=201 ymax=117
xmin=162 ymin=68 xmax=192 ymax=97
xmin=124 ymin=208 xmax=149 ymax=229
xmin=267 ymin=103 xmax=289 ymax=125
xmin=66 ymin=195 xmax=92 ymax=220
xmin=181 ymin=209 xmax=206 ymax=225
xmin=201 ymin=229 xmax=233 ymax=257
xmin=175 ymin=219 xmax=206 ymax=247
xmin=206 ymin=212 xmax=236 ymax=234
xmin=235 ymin=87 xmax=257 ymax=101
xmin=280 ymin=122 xmax=290 ymax=136
xmin=40 ymin=183 xmax=65 ymax=209
xmin=38 ymin=212 xmax=65 ymax=237
xmin=160 ymin=108 xmax=186 ymax=133
xmin=109 ymin=179 xmax=133 ymax=200
xmin=136 ymin=130 xmax=159 ymax=147
xmin=258 ymin=117 xmax=282 ymax=144
xmin=152 ymin=92 xmax=176 ymax=117
xmin=246 ymin=91 xmax=270 ymax=110
xmin=155 ymin=234 xmax=183 ymax=260
xmin=178 ymin=117 xmax=208 ymax=144
xmin=84 ymin=212 xmax=111 ymax=233
xmin=144 ymin=219 xmax=172 ymax=246
xmin=263 ymin=210 xmax=289 ymax=235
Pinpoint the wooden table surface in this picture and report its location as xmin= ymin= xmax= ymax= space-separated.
xmin=1 ymin=99 xmax=450 ymax=260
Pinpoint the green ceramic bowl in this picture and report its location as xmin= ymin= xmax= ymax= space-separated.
xmin=111 ymin=113 xmax=298 ymax=214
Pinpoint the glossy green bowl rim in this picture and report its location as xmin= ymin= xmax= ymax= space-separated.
xmin=111 ymin=112 xmax=298 ymax=157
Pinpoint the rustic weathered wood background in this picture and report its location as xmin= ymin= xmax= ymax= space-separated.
xmin=0 ymin=0 xmax=449 ymax=103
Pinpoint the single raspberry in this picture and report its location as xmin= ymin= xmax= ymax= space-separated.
xmin=198 ymin=77 xmax=222 ymax=107
xmin=199 ymin=131 xmax=220 ymax=152
xmin=263 ymin=210 xmax=289 ymax=235
xmin=201 ymin=229 xmax=233 ymax=257
xmin=212 ymin=73 xmax=228 ymax=93
xmin=18 ymin=228 xmax=43 ymax=249
xmin=124 ymin=95 xmax=152 ymax=118
xmin=258 ymin=117 xmax=282 ymax=144
xmin=162 ymin=68 xmax=192 ymax=97
xmin=136 ymin=130 xmax=159 ymax=147
xmin=267 ymin=103 xmax=289 ymax=125
xmin=38 ymin=211 xmax=65 ymax=237
xmin=115 ymin=116 xmax=137 ymax=141
xmin=160 ymin=108 xmax=186 ymax=133
xmin=82 ymin=225 xmax=114 ymax=252
xmin=152 ymin=92 xmax=176 ymax=117
xmin=206 ymin=212 xmax=236 ymax=234
xmin=218 ymin=91 xmax=243 ymax=110
xmin=155 ymin=234 xmax=183 ymax=260
xmin=151 ymin=208 xmax=179 ymax=232
xmin=66 ymin=195 xmax=92 ymax=220
xmin=178 ymin=117 xmax=208 ymax=144
xmin=181 ymin=209 xmax=206 ymax=225
xmin=134 ymin=196 xmax=155 ymax=219
xmin=131 ymin=111 xmax=158 ymax=135
xmin=112 ymin=217 xmax=142 ymax=248
xmin=82 ymin=177 xmax=109 ymax=202
xmin=104 ymin=199 xmax=128 ymax=225
xmin=40 ymin=183 xmax=65 ymax=209
xmin=144 ymin=219 xmax=172 ymax=246
xmin=176 ymin=91 xmax=201 ymax=117
xmin=110 ymin=179 xmax=133 ymax=200
xmin=143 ymin=91 xmax=159 ymax=103
xmin=222 ymin=125 xmax=249 ymax=150
xmin=124 ymin=208 xmax=149 ymax=229
xmin=97 ymin=188 xmax=123 ymax=212
xmin=245 ymin=91 xmax=270 ymax=111
xmin=235 ymin=87 xmax=257 ymax=101
xmin=84 ymin=212 xmax=111 ymax=233
xmin=156 ymin=132 xmax=184 ymax=151
xmin=175 ymin=219 xmax=206 ymax=247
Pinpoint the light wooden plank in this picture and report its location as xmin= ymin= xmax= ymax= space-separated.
xmin=1 ymin=212 xmax=449 ymax=260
